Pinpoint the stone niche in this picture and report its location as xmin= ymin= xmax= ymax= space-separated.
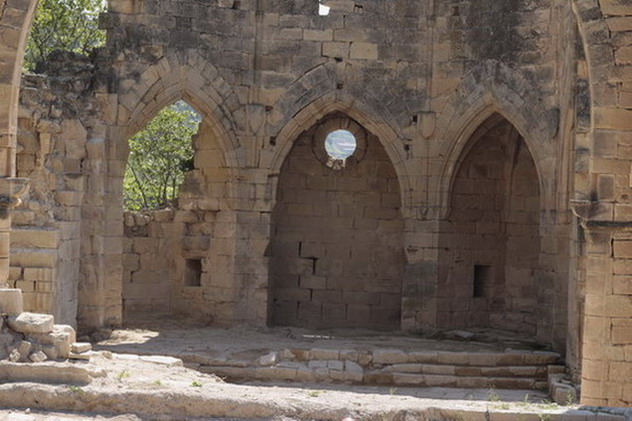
xmin=269 ymin=115 xmax=406 ymax=330
xmin=437 ymin=114 xmax=541 ymax=335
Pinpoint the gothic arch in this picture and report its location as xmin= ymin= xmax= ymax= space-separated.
xmin=434 ymin=62 xmax=560 ymax=218
xmin=265 ymin=93 xmax=414 ymax=214
xmin=439 ymin=102 xmax=550 ymax=218
xmin=117 ymin=50 xmax=243 ymax=170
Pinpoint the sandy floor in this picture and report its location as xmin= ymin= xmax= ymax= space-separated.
xmin=96 ymin=316 xmax=547 ymax=360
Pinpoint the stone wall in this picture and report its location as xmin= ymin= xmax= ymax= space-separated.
xmin=270 ymin=116 xmax=405 ymax=329
xmin=438 ymin=116 xmax=540 ymax=335
xmin=3 ymin=0 xmax=631 ymax=405
xmin=122 ymin=210 xmax=174 ymax=317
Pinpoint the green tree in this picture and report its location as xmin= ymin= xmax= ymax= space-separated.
xmin=25 ymin=0 xmax=106 ymax=72
xmin=124 ymin=102 xmax=200 ymax=211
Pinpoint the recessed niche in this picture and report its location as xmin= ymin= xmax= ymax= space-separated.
xmin=473 ymin=265 xmax=492 ymax=298
xmin=185 ymin=259 xmax=202 ymax=287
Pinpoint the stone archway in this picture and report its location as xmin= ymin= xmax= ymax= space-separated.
xmin=269 ymin=114 xmax=406 ymax=330
xmin=438 ymin=113 xmax=542 ymax=337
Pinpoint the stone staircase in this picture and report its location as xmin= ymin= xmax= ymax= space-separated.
xmin=184 ymin=347 xmax=563 ymax=390
xmin=8 ymin=227 xmax=59 ymax=315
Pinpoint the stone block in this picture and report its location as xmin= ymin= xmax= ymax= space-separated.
xmin=29 ymin=350 xmax=48 ymax=363
xmin=373 ymin=349 xmax=408 ymax=365
xmin=349 ymin=42 xmax=378 ymax=60
xmin=71 ymin=342 xmax=92 ymax=353
xmin=8 ymin=312 xmax=54 ymax=334
xmin=310 ymin=348 xmax=340 ymax=360
xmin=0 ymin=288 xmax=23 ymax=315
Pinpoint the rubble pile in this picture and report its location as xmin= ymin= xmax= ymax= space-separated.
xmin=0 ymin=288 xmax=90 ymax=363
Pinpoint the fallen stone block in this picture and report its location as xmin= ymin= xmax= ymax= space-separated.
xmin=68 ymin=352 xmax=92 ymax=361
xmin=139 ymin=355 xmax=183 ymax=367
xmin=0 ymin=361 xmax=93 ymax=385
xmin=8 ymin=349 xmax=20 ymax=362
xmin=29 ymin=351 xmax=48 ymax=363
xmin=8 ymin=313 xmax=54 ymax=334
xmin=258 ymin=351 xmax=277 ymax=366
xmin=28 ymin=326 xmax=72 ymax=359
xmin=71 ymin=342 xmax=92 ymax=353
xmin=55 ymin=325 xmax=77 ymax=344
xmin=17 ymin=341 xmax=32 ymax=362
xmin=41 ymin=345 xmax=58 ymax=360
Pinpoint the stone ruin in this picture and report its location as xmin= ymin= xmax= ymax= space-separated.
xmin=0 ymin=288 xmax=90 ymax=364
xmin=0 ymin=0 xmax=631 ymax=407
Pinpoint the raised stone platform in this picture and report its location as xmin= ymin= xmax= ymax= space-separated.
xmin=96 ymin=319 xmax=567 ymax=393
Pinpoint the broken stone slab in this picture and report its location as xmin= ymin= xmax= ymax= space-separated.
xmin=8 ymin=312 xmax=54 ymax=334
xmin=27 ymin=326 xmax=73 ymax=359
xmin=258 ymin=351 xmax=277 ymax=366
xmin=68 ymin=351 xmax=92 ymax=361
xmin=139 ymin=355 xmax=183 ymax=367
xmin=71 ymin=342 xmax=92 ymax=353
xmin=29 ymin=351 xmax=48 ymax=363
xmin=55 ymin=325 xmax=77 ymax=344
xmin=41 ymin=345 xmax=58 ymax=361
xmin=17 ymin=341 xmax=32 ymax=362
xmin=0 ymin=289 xmax=24 ymax=316
xmin=8 ymin=349 xmax=20 ymax=362
xmin=0 ymin=361 xmax=94 ymax=385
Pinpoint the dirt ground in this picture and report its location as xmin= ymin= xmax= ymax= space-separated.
xmin=96 ymin=316 xmax=546 ymax=358
xmin=1 ymin=322 xmax=629 ymax=421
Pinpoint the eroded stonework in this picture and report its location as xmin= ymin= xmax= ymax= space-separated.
xmin=0 ymin=0 xmax=631 ymax=406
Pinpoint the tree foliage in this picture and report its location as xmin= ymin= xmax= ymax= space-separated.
xmin=25 ymin=0 xmax=106 ymax=72
xmin=124 ymin=102 xmax=200 ymax=211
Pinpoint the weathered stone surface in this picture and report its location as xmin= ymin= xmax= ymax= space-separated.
xmin=29 ymin=351 xmax=48 ymax=363
xmin=2 ymin=0 xmax=632 ymax=406
xmin=8 ymin=313 xmax=54 ymax=334
xmin=0 ymin=289 xmax=23 ymax=315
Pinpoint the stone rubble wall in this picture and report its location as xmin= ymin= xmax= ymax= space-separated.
xmin=0 ymin=288 xmax=76 ymax=363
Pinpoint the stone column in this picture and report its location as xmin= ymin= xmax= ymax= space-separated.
xmin=0 ymin=177 xmax=29 ymax=286
xmin=573 ymin=202 xmax=632 ymax=406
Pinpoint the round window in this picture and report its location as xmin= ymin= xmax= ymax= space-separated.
xmin=325 ymin=129 xmax=357 ymax=160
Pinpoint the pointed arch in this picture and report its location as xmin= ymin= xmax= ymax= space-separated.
xmin=436 ymin=90 xmax=554 ymax=219
xmin=117 ymin=50 xmax=243 ymax=170
xmin=265 ymin=93 xmax=413 ymax=213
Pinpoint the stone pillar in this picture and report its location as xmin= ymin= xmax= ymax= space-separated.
xmin=401 ymin=216 xmax=439 ymax=332
xmin=0 ymin=177 xmax=29 ymax=286
xmin=573 ymin=201 xmax=632 ymax=406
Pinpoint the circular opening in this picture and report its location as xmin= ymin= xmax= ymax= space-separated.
xmin=325 ymin=130 xmax=357 ymax=160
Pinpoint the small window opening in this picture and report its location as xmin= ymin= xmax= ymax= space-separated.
xmin=473 ymin=265 xmax=492 ymax=298
xmin=325 ymin=129 xmax=357 ymax=160
xmin=185 ymin=259 xmax=202 ymax=287
xmin=318 ymin=0 xmax=330 ymax=15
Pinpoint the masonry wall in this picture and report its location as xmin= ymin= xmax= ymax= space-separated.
xmin=122 ymin=210 xmax=174 ymax=317
xmin=438 ymin=117 xmax=540 ymax=335
xmin=7 ymin=0 xmax=598 ymax=400
xmin=270 ymin=119 xmax=405 ymax=329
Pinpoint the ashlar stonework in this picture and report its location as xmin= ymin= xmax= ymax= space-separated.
xmin=0 ymin=0 xmax=631 ymax=406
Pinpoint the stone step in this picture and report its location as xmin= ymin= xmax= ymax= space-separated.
xmin=196 ymin=364 xmax=550 ymax=390
xmin=183 ymin=348 xmax=561 ymax=368
xmin=10 ymin=228 xmax=59 ymax=250
xmin=132 ymin=347 xmax=562 ymax=391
